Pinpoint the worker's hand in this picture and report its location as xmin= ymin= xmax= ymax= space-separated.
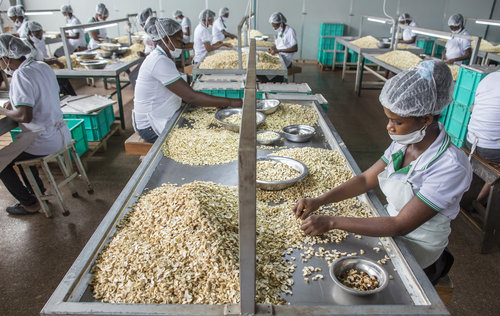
xmin=224 ymin=43 xmax=233 ymax=48
xmin=300 ymin=215 xmax=335 ymax=236
xmin=269 ymin=46 xmax=278 ymax=55
xmin=56 ymin=33 xmax=62 ymax=38
xmin=293 ymin=197 xmax=321 ymax=220
xmin=230 ymin=34 xmax=237 ymax=40
xmin=137 ymin=51 xmax=146 ymax=57
xmin=3 ymin=101 xmax=12 ymax=110
xmin=444 ymin=59 xmax=454 ymax=65
xmin=55 ymin=60 xmax=65 ymax=69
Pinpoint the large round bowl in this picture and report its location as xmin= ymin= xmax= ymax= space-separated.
xmin=80 ymin=60 xmax=108 ymax=70
xmin=329 ymin=257 xmax=389 ymax=296
xmin=256 ymin=99 xmax=280 ymax=114
xmin=282 ymin=124 xmax=315 ymax=142
xmin=215 ymin=108 xmax=266 ymax=132
xmin=256 ymin=156 xmax=308 ymax=191
xmin=256 ymin=130 xmax=281 ymax=145
xmin=74 ymin=51 xmax=97 ymax=60
xmin=98 ymin=43 xmax=121 ymax=52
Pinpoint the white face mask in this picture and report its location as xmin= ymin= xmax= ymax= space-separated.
xmin=451 ymin=28 xmax=462 ymax=34
xmin=2 ymin=57 xmax=14 ymax=76
xmin=389 ymin=124 xmax=427 ymax=145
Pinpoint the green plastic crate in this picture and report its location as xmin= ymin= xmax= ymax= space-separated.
xmin=438 ymin=104 xmax=449 ymax=125
xmin=318 ymin=37 xmax=344 ymax=50
xmin=434 ymin=45 xmax=444 ymax=58
xmin=318 ymin=50 xmax=344 ymax=65
xmin=63 ymin=104 xmax=114 ymax=142
xmin=348 ymin=49 xmax=373 ymax=64
xmin=320 ymin=23 xmax=344 ymax=36
xmin=199 ymin=89 xmax=244 ymax=98
xmin=446 ymin=101 xmax=471 ymax=125
xmin=444 ymin=117 xmax=468 ymax=147
xmin=417 ymin=39 xmax=435 ymax=55
xmin=452 ymin=67 xmax=488 ymax=106
xmin=103 ymin=105 xmax=115 ymax=127
xmin=85 ymin=121 xmax=110 ymax=142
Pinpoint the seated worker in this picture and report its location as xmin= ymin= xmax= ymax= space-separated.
xmin=466 ymin=71 xmax=500 ymax=205
xmin=211 ymin=7 xmax=237 ymax=44
xmin=398 ymin=13 xmax=417 ymax=45
xmin=193 ymin=9 xmax=232 ymax=65
xmin=0 ymin=35 xmax=71 ymax=215
xmin=173 ymin=10 xmax=192 ymax=44
xmin=443 ymin=14 xmax=471 ymax=65
xmin=7 ymin=5 xmax=28 ymax=38
xmin=87 ymin=3 xmax=110 ymax=50
xmin=132 ymin=17 xmax=241 ymax=143
xmin=293 ymin=60 xmax=473 ymax=285
xmin=59 ymin=5 xmax=87 ymax=53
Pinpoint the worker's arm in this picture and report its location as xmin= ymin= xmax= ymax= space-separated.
xmin=184 ymin=27 xmax=190 ymax=37
xmin=399 ymin=36 xmax=416 ymax=44
xmin=278 ymin=44 xmax=298 ymax=53
xmin=167 ymin=78 xmax=242 ymax=108
xmin=0 ymin=104 xmax=33 ymax=123
xmin=43 ymin=58 xmax=64 ymax=69
xmin=300 ymin=196 xmax=437 ymax=237
xmin=90 ymin=30 xmax=100 ymax=41
xmin=441 ymin=48 xmax=447 ymax=61
xmin=293 ymin=159 xmax=386 ymax=219
xmin=203 ymin=41 xmax=231 ymax=52
xmin=222 ymin=30 xmax=237 ymax=39
xmin=182 ymin=42 xmax=193 ymax=49
xmin=444 ymin=47 xmax=472 ymax=65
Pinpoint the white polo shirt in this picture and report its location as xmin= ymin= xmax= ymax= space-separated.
xmin=381 ymin=124 xmax=472 ymax=219
xmin=467 ymin=71 xmax=500 ymax=149
xmin=211 ymin=17 xmax=226 ymax=44
xmin=181 ymin=16 xmax=191 ymax=43
xmin=133 ymin=47 xmax=182 ymax=130
xmin=275 ymin=25 xmax=297 ymax=67
xmin=66 ymin=15 xmax=87 ymax=50
xmin=193 ymin=22 xmax=212 ymax=63
xmin=402 ymin=21 xmax=417 ymax=44
xmin=10 ymin=59 xmax=71 ymax=155
xmin=445 ymin=29 xmax=471 ymax=65
xmin=23 ymin=39 xmax=47 ymax=61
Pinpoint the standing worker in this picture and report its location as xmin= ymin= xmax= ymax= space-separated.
xmin=7 ymin=5 xmax=28 ymax=39
xmin=443 ymin=14 xmax=471 ymax=65
xmin=87 ymin=3 xmax=110 ymax=49
xmin=59 ymin=5 xmax=87 ymax=53
xmin=398 ymin=13 xmax=417 ymax=45
xmin=173 ymin=10 xmax=192 ymax=44
xmin=193 ymin=9 xmax=232 ymax=65
xmin=293 ymin=60 xmax=472 ymax=285
xmin=0 ymin=35 xmax=71 ymax=215
xmin=132 ymin=17 xmax=241 ymax=143
xmin=211 ymin=7 xmax=237 ymax=44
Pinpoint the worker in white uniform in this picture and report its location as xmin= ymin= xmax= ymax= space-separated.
xmin=59 ymin=5 xmax=87 ymax=53
xmin=132 ymin=17 xmax=242 ymax=143
xmin=268 ymin=12 xmax=297 ymax=69
xmin=173 ymin=10 xmax=192 ymax=44
xmin=211 ymin=7 xmax=237 ymax=44
xmin=87 ymin=3 xmax=110 ymax=50
xmin=7 ymin=5 xmax=28 ymax=39
xmin=443 ymin=14 xmax=471 ymax=65
xmin=193 ymin=9 xmax=232 ymax=65
xmin=466 ymin=71 xmax=500 ymax=205
xmin=398 ymin=13 xmax=417 ymax=45
xmin=0 ymin=35 xmax=71 ymax=215
xmin=294 ymin=60 xmax=472 ymax=285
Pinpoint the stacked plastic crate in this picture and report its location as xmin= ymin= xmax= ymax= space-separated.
xmin=416 ymin=38 xmax=435 ymax=55
xmin=317 ymin=23 xmax=344 ymax=67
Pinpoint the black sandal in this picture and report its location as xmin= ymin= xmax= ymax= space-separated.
xmin=6 ymin=203 xmax=39 ymax=215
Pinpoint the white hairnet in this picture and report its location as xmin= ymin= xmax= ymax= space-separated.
xmin=199 ymin=9 xmax=215 ymax=21
xmin=137 ymin=8 xmax=153 ymax=26
xmin=269 ymin=12 xmax=286 ymax=24
xmin=144 ymin=16 xmax=160 ymax=41
xmin=398 ymin=13 xmax=412 ymax=22
xmin=27 ymin=21 xmax=43 ymax=32
xmin=60 ymin=5 xmax=73 ymax=14
xmin=173 ymin=10 xmax=183 ymax=18
xmin=156 ymin=18 xmax=182 ymax=39
xmin=0 ymin=34 xmax=32 ymax=59
xmin=102 ymin=8 xmax=109 ymax=18
xmin=8 ymin=5 xmax=24 ymax=18
xmin=379 ymin=60 xmax=452 ymax=117
xmin=96 ymin=3 xmax=107 ymax=15
xmin=219 ymin=7 xmax=229 ymax=16
xmin=448 ymin=13 xmax=464 ymax=27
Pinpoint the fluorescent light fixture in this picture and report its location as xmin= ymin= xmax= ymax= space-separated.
xmin=475 ymin=19 xmax=500 ymax=27
xmin=413 ymin=29 xmax=451 ymax=40
xmin=84 ymin=23 xmax=118 ymax=32
xmin=25 ymin=11 xmax=54 ymax=16
xmin=367 ymin=17 xmax=388 ymax=24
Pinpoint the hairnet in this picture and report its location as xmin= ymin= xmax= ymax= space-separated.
xmin=137 ymin=8 xmax=153 ymax=26
xmin=27 ymin=21 xmax=43 ymax=32
xmin=398 ymin=13 xmax=412 ymax=22
xmin=0 ymin=34 xmax=32 ymax=59
xmin=219 ymin=7 xmax=229 ymax=16
xmin=379 ymin=60 xmax=452 ymax=117
xmin=60 ymin=5 xmax=73 ymax=14
xmin=269 ymin=12 xmax=286 ymax=24
xmin=448 ymin=13 xmax=464 ymax=27
xmin=102 ymin=8 xmax=109 ymax=18
xmin=173 ymin=10 xmax=183 ymax=18
xmin=144 ymin=16 xmax=160 ymax=41
xmin=199 ymin=9 xmax=215 ymax=21
xmin=96 ymin=3 xmax=107 ymax=15
xmin=156 ymin=18 xmax=182 ymax=39
xmin=8 ymin=5 xmax=24 ymax=17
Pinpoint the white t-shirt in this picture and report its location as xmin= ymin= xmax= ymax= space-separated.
xmin=23 ymin=39 xmax=47 ymax=61
xmin=10 ymin=59 xmax=71 ymax=155
xmin=193 ymin=23 xmax=212 ymax=63
xmin=275 ymin=25 xmax=297 ymax=67
xmin=66 ymin=15 xmax=87 ymax=50
xmin=445 ymin=29 xmax=471 ymax=65
xmin=17 ymin=19 xmax=28 ymax=39
xmin=402 ymin=21 xmax=417 ymax=44
xmin=211 ymin=17 xmax=227 ymax=44
xmin=181 ymin=16 xmax=191 ymax=43
xmin=133 ymin=47 xmax=182 ymax=130
xmin=381 ymin=124 xmax=472 ymax=219
xmin=467 ymin=71 xmax=500 ymax=149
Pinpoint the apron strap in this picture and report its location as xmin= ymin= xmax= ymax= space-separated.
xmin=404 ymin=153 xmax=425 ymax=182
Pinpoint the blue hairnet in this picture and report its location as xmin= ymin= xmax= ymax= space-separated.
xmin=199 ymin=9 xmax=215 ymax=21
xmin=60 ymin=5 xmax=73 ymax=14
xmin=219 ymin=7 xmax=229 ymax=16
xmin=0 ymin=34 xmax=32 ymax=59
xmin=448 ymin=14 xmax=464 ymax=27
xmin=269 ymin=12 xmax=286 ymax=24
xmin=173 ymin=10 xmax=183 ymax=18
xmin=137 ymin=8 xmax=153 ymax=26
xmin=96 ymin=3 xmax=107 ymax=15
xmin=144 ymin=16 xmax=160 ymax=41
xmin=156 ymin=18 xmax=182 ymax=38
xmin=8 ymin=5 xmax=24 ymax=18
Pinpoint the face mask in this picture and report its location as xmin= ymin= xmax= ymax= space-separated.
xmin=451 ymin=27 xmax=462 ymax=34
xmin=2 ymin=57 xmax=14 ymax=76
xmin=160 ymin=35 xmax=182 ymax=58
xmin=388 ymin=124 xmax=427 ymax=145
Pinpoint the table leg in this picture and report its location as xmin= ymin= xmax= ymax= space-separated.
xmin=116 ymin=74 xmax=125 ymax=129
xmin=355 ymin=56 xmax=364 ymax=96
xmin=342 ymin=46 xmax=348 ymax=80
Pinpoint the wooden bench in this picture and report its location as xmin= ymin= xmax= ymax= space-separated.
xmin=435 ymin=275 xmax=453 ymax=306
xmin=125 ymin=133 xmax=153 ymax=156
xmin=462 ymin=147 xmax=500 ymax=253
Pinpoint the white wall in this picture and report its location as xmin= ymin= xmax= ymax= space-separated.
xmin=15 ymin=0 xmax=500 ymax=60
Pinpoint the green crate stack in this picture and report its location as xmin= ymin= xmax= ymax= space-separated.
xmin=199 ymin=89 xmax=244 ymax=98
xmin=348 ymin=49 xmax=373 ymax=64
xmin=452 ymin=67 xmax=488 ymax=106
xmin=416 ymin=39 xmax=435 ymax=55
xmin=63 ymin=104 xmax=114 ymax=142
xmin=318 ymin=23 xmax=344 ymax=66
xmin=320 ymin=23 xmax=344 ymax=36
xmin=434 ymin=45 xmax=445 ymax=58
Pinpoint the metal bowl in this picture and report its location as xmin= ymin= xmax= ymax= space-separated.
xmin=256 ymin=99 xmax=280 ymax=114
xmin=282 ymin=124 xmax=315 ymax=142
xmin=215 ymin=108 xmax=266 ymax=132
xmin=98 ymin=50 xmax=113 ymax=58
xmin=256 ymin=156 xmax=308 ymax=191
xmin=254 ymin=35 xmax=269 ymax=41
xmin=330 ymin=257 xmax=389 ymax=296
xmin=256 ymin=130 xmax=281 ymax=145
xmin=74 ymin=51 xmax=97 ymax=60
xmin=377 ymin=41 xmax=391 ymax=48
xmin=115 ymin=47 xmax=130 ymax=56
xmin=80 ymin=60 xmax=108 ymax=69
xmin=98 ymin=43 xmax=121 ymax=52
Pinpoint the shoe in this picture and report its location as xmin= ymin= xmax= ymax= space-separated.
xmin=6 ymin=203 xmax=39 ymax=215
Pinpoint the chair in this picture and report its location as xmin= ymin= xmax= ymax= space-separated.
xmin=15 ymin=140 xmax=94 ymax=218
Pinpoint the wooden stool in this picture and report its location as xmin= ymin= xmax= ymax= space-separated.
xmin=124 ymin=133 xmax=153 ymax=156
xmin=15 ymin=140 xmax=94 ymax=218
xmin=434 ymin=275 xmax=453 ymax=306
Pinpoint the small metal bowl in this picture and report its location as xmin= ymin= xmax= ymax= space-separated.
xmin=256 ymin=99 xmax=280 ymax=114
xmin=330 ymin=257 xmax=389 ymax=296
xmin=98 ymin=50 xmax=113 ymax=58
xmin=377 ymin=41 xmax=391 ymax=48
xmin=256 ymin=156 xmax=308 ymax=191
xmin=74 ymin=51 xmax=97 ymax=60
xmin=282 ymin=124 xmax=315 ymax=142
xmin=80 ymin=60 xmax=108 ymax=69
xmin=115 ymin=47 xmax=130 ymax=56
xmin=254 ymin=35 xmax=269 ymax=41
xmin=256 ymin=130 xmax=281 ymax=145
xmin=98 ymin=43 xmax=121 ymax=52
xmin=215 ymin=108 xmax=266 ymax=132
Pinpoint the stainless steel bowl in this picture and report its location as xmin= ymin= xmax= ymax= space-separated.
xmin=330 ymin=257 xmax=389 ymax=296
xmin=256 ymin=99 xmax=280 ymax=114
xmin=80 ymin=60 xmax=108 ymax=69
xmin=98 ymin=43 xmax=121 ymax=52
xmin=115 ymin=47 xmax=130 ymax=56
xmin=282 ymin=124 xmax=315 ymax=142
xmin=254 ymin=35 xmax=269 ymax=41
xmin=215 ymin=108 xmax=266 ymax=132
xmin=98 ymin=50 xmax=113 ymax=58
xmin=256 ymin=130 xmax=281 ymax=145
xmin=74 ymin=51 xmax=97 ymax=60
xmin=256 ymin=156 xmax=308 ymax=191
xmin=377 ymin=41 xmax=391 ymax=48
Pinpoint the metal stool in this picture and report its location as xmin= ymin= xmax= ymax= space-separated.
xmin=15 ymin=140 xmax=94 ymax=218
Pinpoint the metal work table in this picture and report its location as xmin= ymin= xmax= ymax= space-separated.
xmin=485 ymin=52 xmax=500 ymax=64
